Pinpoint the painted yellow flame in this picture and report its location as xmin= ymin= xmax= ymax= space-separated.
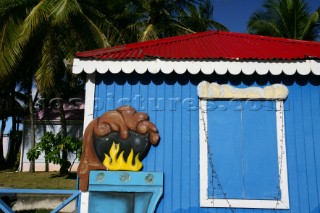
xmin=103 ymin=142 xmax=143 ymax=171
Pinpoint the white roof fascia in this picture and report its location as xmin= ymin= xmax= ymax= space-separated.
xmin=72 ymin=58 xmax=320 ymax=76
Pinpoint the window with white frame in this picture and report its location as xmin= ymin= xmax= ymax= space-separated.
xmin=198 ymin=81 xmax=289 ymax=209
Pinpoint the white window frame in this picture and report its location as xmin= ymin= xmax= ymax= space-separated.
xmin=198 ymin=82 xmax=289 ymax=209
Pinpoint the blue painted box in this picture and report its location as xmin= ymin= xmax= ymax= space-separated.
xmin=88 ymin=171 xmax=163 ymax=213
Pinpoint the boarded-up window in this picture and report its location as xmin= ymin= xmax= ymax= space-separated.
xmin=207 ymin=100 xmax=279 ymax=199
xmin=198 ymin=82 xmax=289 ymax=209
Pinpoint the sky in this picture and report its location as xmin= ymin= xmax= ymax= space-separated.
xmin=212 ymin=0 xmax=320 ymax=33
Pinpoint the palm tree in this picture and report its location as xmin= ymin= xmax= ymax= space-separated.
xmin=113 ymin=0 xmax=227 ymax=43
xmin=180 ymin=0 xmax=228 ymax=33
xmin=0 ymin=0 xmax=125 ymax=80
xmin=5 ymin=86 xmax=27 ymax=169
xmin=0 ymin=88 xmax=10 ymax=169
xmin=1 ymin=0 xmax=227 ymax=172
xmin=247 ymin=0 xmax=320 ymax=40
xmin=1 ymin=0 xmax=130 ymax=173
xmin=0 ymin=80 xmax=27 ymax=170
xmin=20 ymin=0 xmax=122 ymax=174
xmin=0 ymin=0 xmax=41 ymax=171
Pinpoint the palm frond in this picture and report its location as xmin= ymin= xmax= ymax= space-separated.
xmin=0 ymin=0 xmax=37 ymax=15
xmin=0 ymin=15 xmax=24 ymax=81
xmin=35 ymin=34 xmax=63 ymax=92
xmin=140 ymin=24 xmax=158 ymax=41
xmin=299 ymin=10 xmax=319 ymax=40
xmin=20 ymin=0 xmax=50 ymax=43
xmin=50 ymin=0 xmax=82 ymax=22
xmin=248 ymin=0 xmax=319 ymax=40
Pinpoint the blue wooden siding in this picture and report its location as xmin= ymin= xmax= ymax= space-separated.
xmin=94 ymin=72 xmax=320 ymax=213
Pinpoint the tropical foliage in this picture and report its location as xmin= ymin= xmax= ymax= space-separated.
xmin=0 ymin=0 xmax=226 ymax=172
xmin=27 ymin=132 xmax=82 ymax=173
xmin=113 ymin=0 xmax=227 ymax=43
xmin=247 ymin=0 xmax=320 ymax=40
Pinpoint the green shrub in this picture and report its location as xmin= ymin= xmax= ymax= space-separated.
xmin=27 ymin=132 xmax=82 ymax=173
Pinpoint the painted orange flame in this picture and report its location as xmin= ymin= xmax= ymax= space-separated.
xmin=103 ymin=142 xmax=143 ymax=171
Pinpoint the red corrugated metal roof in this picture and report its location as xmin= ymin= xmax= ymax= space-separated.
xmin=75 ymin=30 xmax=320 ymax=60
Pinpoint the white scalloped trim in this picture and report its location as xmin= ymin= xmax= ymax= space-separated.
xmin=72 ymin=59 xmax=320 ymax=76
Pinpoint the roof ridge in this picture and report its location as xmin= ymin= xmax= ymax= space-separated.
xmin=136 ymin=30 xmax=320 ymax=47
xmin=106 ymin=31 xmax=215 ymax=51
xmin=75 ymin=30 xmax=320 ymax=60
xmin=217 ymin=31 xmax=320 ymax=46
xmin=76 ymin=31 xmax=219 ymax=57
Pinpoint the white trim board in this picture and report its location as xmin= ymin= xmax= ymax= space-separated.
xmin=198 ymin=84 xmax=289 ymax=209
xmin=80 ymin=192 xmax=89 ymax=213
xmin=80 ymin=74 xmax=95 ymax=211
xmin=83 ymin=73 xmax=96 ymax=133
xmin=73 ymin=58 xmax=320 ymax=76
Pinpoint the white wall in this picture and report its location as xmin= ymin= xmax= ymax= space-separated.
xmin=20 ymin=121 xmax=83 ymax=172
xmin=2 ymin=135 xmax=9 ymax=159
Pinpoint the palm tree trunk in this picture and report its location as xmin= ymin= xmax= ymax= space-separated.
xmin=28 ymin=88 xmax=36 ymax=173
xmin=0 ymin=118 xmax=7 ymax=170
xmin=58 ymin=98 xmax=68 ymax=175
xmin=58 ymin=99 xmax=67 ymax=137
xmin=45 ymin=150 xmax=49 ymax=172
xmin=6 ymin=111 xmax=17 ymax=168
xmin=6 ymin=84 xmax=17 ymax=168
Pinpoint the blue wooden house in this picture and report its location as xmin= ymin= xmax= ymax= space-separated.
xmin=72 ymin=31 xmax=320 ymax=212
